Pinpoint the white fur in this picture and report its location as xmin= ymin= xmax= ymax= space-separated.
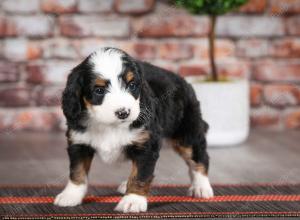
xmin=188 ymin=170 xmax=214 ymax=198
xmin=89 ymin=48 xmax=140 ymax=125
xmin=54 ymin=180 xmax=87 ymax=207
xmin=114 ymin=193 xmax=147 ymax=213
xmin=90 ymin=48 xmax=124 ymax=80
xmin=70 ymin=125 xmax=145 ymax=164
xmin=117 ymin=180 xmax=128 ymax=194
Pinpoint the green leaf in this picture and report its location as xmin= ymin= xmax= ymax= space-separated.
xmin=174 ymin=0 xmax=248 ymax=15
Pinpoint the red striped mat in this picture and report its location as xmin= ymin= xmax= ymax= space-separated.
xmin=1 ymin=184 xmax=300 ymax=219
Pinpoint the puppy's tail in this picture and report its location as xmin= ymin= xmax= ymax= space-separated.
xmin=201 ymin=119 xmax=209 ymax=134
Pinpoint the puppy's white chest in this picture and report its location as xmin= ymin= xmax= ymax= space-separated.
xmin=92 ymin=127 xmax=138 ymax=163
xmin=70 ymin=126 xmax=142 ymax=164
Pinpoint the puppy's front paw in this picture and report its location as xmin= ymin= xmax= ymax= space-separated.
xmin=188 ymin=183 xmax=214 ymax=198
xmin=54 ymin=181 xmax=87 ymax=207
xmin=188 ymin=172 xmax=214 ymax=199
xmin=117 ymin=181 xmax=127 ymax=195
xmin=114 ymin=194 xmax=147 ymax=213
xmin=54 ymin=191 xmax=83 ymax=207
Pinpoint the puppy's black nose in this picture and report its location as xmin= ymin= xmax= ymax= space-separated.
xmin=115 ymin=108 xmax=130 ymax=120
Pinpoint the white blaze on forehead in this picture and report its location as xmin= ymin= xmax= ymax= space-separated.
xmin=90 ymin=48 xmax=124 ymax=80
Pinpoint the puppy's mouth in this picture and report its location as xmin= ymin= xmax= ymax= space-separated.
xmin=120 ymin=118 xmax=135 ymax=124
xmin=113 ymin=118 xmax=132 ymax=126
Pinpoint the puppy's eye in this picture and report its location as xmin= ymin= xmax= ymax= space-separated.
xmin=94 ymin=87 xmax=105 ymax=96
xmin=128 ymin=81 xmax=137 ymax=91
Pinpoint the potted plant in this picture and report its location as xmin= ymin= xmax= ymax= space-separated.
xmin=176 ymin=0 xmax=249 ymax=147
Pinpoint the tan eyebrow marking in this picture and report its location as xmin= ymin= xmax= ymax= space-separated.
xmin=95 ymin=78 xmax=107 ymax=87
xmin=125 ymin=71 xmax=134 ymax=83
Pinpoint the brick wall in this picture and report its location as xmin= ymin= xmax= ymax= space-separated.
xmin=0 ymin=0 xmax=300 ymax=133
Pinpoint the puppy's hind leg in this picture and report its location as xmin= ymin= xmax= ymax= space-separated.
xmin=187 ymin=160 xmax=214 ymax=199
xmin=117 ymin=180 xmax=127 ymax=195
xmin=171 ymin=90 xmax=213 ymax=198
xmin=172 ymin=139 xmax=213 ymax=199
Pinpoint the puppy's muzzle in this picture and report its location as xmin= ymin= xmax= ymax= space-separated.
xmin=115 ymin=108 xmax=130 ymax=120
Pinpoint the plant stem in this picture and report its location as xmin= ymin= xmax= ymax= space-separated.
xmin=209 ymin=15 xmax=218 ymax=81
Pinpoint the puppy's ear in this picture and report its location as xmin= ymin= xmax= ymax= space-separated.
xmin=62 ymin=67 xmax=83 ymax=124
xmin=123 ymin=54 xmax=143 ymax=77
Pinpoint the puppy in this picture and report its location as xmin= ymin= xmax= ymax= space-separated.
xmin=54 ymin=47 xmax=213 ymax=213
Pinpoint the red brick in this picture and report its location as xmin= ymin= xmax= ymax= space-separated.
xmin=250 ymin=83 xmax=263 ymax=107
xmin=269 ymin=0 xmax=300 ymax=14
xmin=135 ymin=15 xmax=209 ymax=38
xmin=239 ymin=0 xmax=267 ymax=13
xmin=74 ymin=38 xmax=137 ymax=59
xmin=152 ymin=61 xmax=177 ymax=73
xmin=27 ymin=45 xmax=42 ymax=60
xmin=2 ymin=16 xmax=55 ymax=37
xmin=158 ymin=43 xmax=192 ymax=61
xmin=0 ymin=16 xmax=17 ymax=37
xmin=0 ymin=114 xmax=4 ymax=131
xmin=115 ymin=0 xmax=154 ymax=14
xmin=179 ymin=63 xmax=208 ymax=77
xmin=264 ymin=84 xmax=299 ymax=108
xmin=26 ymin=61 xmax=77 ymax=85
xmin=3 ymin=39 xmax=42 ymax=61
xmin=26 ymin=65 xmax=44 ymax=84
xmin=0 ymin=87 xmax=32 ymax=107
xmin=193 ymin=39 xmax=235 ymax=60
xmin=0 ymin=110 xmax=32 ymax=132
xmin=0 ymin=42 xmax=2 ymax=58
xmin=0 ymin=17 xmax=6 ymax=36
xmin=2 ymin=0 xmax=40 ymax=13
xmin=41 ymin=0 xmax=77 ymax=13
xmin=37 ymin=86 xmax=64 ymax=106
xmin=251 ymin=107 xmax=281 ymax=128
xmin=0 ymin=108 xmax=63 ymax=132
xmin=132 ymin=42 xmax=156 ymax=59
xmin=236 ymin=39 xmax=269 ymax=58
xmin=217 ymin=60 xmax=250 ymax=78
xmin=216 ymin=16 xmax=285 ymax=37
xmin=179 ymin=59 xmax=249 ymax=78
xmin=74 ymin=39 xmax=101 ymax=57
xmin=270 ymin=38 xmax=300 ymax=58
xmin=287 ymin=16 xmax=300 ymax=35
xmin=284 ymin=109 xmax=300 ymax=129
xmin=253 ymin=60 xmax=300 ymax=82
xmin=0 ymin=62 xmax=19 ymax=82
xmin=43 ymin=39 xmax=78 ymax=59
xmin=78 ymin=0 xmax=113 ymax=13
xmin=59 ymin=16 xmax=130 ymax=37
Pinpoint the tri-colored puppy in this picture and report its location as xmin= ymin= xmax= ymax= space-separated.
xmin=54 ymin=47 xmax=213 ymax=213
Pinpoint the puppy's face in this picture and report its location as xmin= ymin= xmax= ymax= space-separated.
xmin=81 ymin=48 xmax=142 ymax=125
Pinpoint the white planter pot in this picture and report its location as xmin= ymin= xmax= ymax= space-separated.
xmin=186 ymin=77 xmax=250 ymax=147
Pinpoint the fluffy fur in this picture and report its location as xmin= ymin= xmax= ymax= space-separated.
xmin=55 ymin=47 xmax=213 ymax=213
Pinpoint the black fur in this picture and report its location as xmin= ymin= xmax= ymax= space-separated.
xmin=62 ymin=56 xmax=93 ymax=131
